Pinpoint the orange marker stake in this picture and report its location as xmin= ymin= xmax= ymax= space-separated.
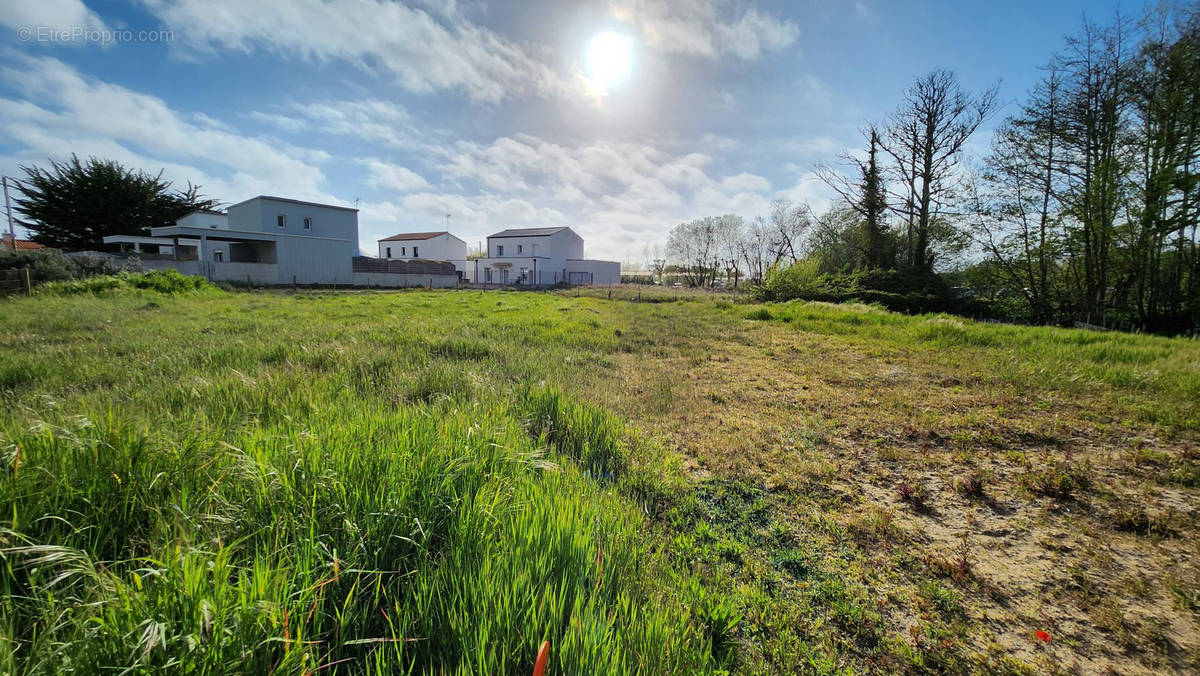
xmin=532 ymin=640 xmax=550 ymax=676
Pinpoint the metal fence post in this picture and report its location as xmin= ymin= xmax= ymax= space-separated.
xmin=23 ymin=266 xmax=32 ymax=295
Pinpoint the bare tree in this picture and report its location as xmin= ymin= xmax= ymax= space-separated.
xmin=880 ymin=69 xmax=998 ymax=273
xmin=736 ymin=215 xmax=771 ymax=283
xmin=766 ymin=198 xmax=811 ymax=265
xmin=666 ymin=216 xmax=721 ymax=286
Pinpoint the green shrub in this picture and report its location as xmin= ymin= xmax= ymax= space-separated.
xmin=755 ymin=263 xmax=985 ymax=317
xmin=0 ymin=248 xmax=124 ymax=283
xmin=37 ymin=269 xmax=215 ymax=296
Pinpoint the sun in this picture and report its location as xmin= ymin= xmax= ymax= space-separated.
xmin=584 ymin=32 xmax=633 ymax=91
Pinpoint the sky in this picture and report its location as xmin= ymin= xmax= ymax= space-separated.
xmin=0 ymin=0 xmax=1137 ymax=262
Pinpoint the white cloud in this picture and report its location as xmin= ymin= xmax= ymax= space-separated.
xmin=0 ymin=54 xmax=332 ymax=207
xmin=0 ymin=0 xmax=107 ymax=40
xmin=610 ymin=0 xmax=798 ymax=59
xmin=141 ymin=0 xmax=588 ymax=103
xmin=720 ymin=171 xmax=770 ymax=193
xmin=360 ymin=159 xmax=432 ymax=193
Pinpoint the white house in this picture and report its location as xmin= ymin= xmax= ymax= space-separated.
xmin=378 ymin=231 xmax=467 ymax=278
xmin=472 ymin=226 xmax=620 ymax=286
xmin=105 ymin=196 xmax=359 ymax=285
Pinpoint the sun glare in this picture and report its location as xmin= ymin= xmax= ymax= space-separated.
xmin=584 ymin=32 xmax=632 ymax=91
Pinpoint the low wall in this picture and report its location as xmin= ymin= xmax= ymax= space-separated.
xmin=352 ymin=272 xmax=458 ymax=288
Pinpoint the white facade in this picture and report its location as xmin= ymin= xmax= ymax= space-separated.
xmin=176 ymin=210 xmax=228 ymax=230
xmin=378 ymin=232 xmax=468 ymax=278
xmin=138 ymin=196 xmax=360 ymax=285
xmin=473 ymin=227 xmax=619 ymax=286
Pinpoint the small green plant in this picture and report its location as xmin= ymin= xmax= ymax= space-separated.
xmin=896 ymin=480 xmax=932 ymax=512
xmin=1020 ymin=460 xmax=1093 ymax=499
xmin=1111 ymin=506 xmax=1180 ymax=539
xmin=952 ymin=468 xmax=990 ymax=499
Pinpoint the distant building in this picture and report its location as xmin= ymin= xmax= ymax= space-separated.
xmin=105 ymin=196 xmax=359 ymax=285
xmin=378 ymin=231 xmax=467 ymax=278
xmin=472 ymin=226 xmax=620 ymax=286
xmin=1 ymin=234 xmax=46 ymax=251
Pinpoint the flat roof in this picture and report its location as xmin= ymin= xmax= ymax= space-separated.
xmin=150 ymin=225 xmax=352 ymax=243
xmin=380 ymin=231 xmax=464 ymax=242
xmin=487 ymin=226 xmax=573 ymax=238
xmin=103 ymin=235 xmax=200 ymax=245
xmin=226 ymin=195 xmax=359 ymax=213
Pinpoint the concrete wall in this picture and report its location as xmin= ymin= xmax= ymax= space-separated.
xmin=352 ymin=272 xmax=459 ymax=288
xmin=489 ymin=235 xmax=551 ymax=258
xmin=565 ymin=259 xmax=621 ymax=285
xmin=230 ymin=198 xmax=358 ymax=241
xmin=276 ymin=236 xmax=355 ymax=285
xmin=225 ymin=201 xmax=262 ymax=232
xmin=177 ymin=211 xmax=228 ymax=230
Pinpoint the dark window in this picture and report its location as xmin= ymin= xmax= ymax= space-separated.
xmin=213 ymin=250 xmax=224 ymax=262
xmin=518 ymin=244 xmax=523 ymax=253
xmin=497 ymin=244 xmax=504 ymax=256
xmin=386 ymin=247 xmax=391 ymax=257
xmin=303 ymin=217 xmax=312 ymax=230
xmin=277 ymin=214 xmax=286 ymax=228
xmin=413 ymin=246 xmax=419 ymax=257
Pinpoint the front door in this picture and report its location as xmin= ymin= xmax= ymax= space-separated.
xmin=500 ymin=269 xmax=509 ymax=284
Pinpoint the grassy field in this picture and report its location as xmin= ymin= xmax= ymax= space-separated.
xmin=1 ymin=284 xmax=1198 ymax=673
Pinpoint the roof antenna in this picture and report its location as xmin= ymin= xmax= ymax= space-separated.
xmin=445 ymin=212 xmax=451 ymax=231
xmin=354 ymin=197 xmax=361 ymax=209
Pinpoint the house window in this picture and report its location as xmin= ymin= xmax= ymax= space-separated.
xmin=518 ymin=244 xmax=523 ymax=254
xmin=497 ymin=244 xmax=504 ymax=256
xmin=413 ymin=246 xmax=419 ymax=257
xmin=277 ymin=214 xmax=286 ymax=228
xmin=213 ymin=250 xmax=224 ymax=262
xmin=386 ymin=247 xmax=391 ymax=258
xmin=485 ymin=267 xmax=492 ymax=282
xmin=401 ymin=246 xmax=406 ymax=256
xmin=303 ymin=217 xmax=312 ymax=230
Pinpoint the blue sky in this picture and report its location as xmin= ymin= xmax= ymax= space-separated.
xmin=0 ymin=0 xmax=1133 ymax=260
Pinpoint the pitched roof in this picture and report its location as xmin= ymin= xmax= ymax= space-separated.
xmin=379 ymin=231 xmax=458 ymax=242
xmin=2 ymin=236 xmax=45 ymax=250
xmin=487 ymin=226 xmax=572 ymax=238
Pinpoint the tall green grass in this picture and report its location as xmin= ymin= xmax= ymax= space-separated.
xmin=748 ymin=299 xmax=1200 ymax=431
xmin=0 ymin=290 xmax=726 ymax=674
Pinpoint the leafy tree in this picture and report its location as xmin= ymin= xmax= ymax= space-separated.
xmin=815 ymin=129 xmax=893 ymax=270
xmin=14 ymin=155 xmax=219 ymax=250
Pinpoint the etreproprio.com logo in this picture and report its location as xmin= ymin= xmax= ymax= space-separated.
xmin=15 ymin=26 xmax=174 ymax=44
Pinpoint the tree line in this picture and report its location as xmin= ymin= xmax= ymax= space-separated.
xmin=664 ymin=2 xmax=1200 ymax=333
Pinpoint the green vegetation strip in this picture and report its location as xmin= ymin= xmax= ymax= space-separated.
xmin=0 ymin=288 xmax=729 ymax=674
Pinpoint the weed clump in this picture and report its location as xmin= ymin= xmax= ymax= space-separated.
xmin=896 ymin=480 xmax=932 ymax=512
xmin=746 ymin=307 xmax=773 ymax=321
xmin=38 ymin=269 xmax=215 ymax=296
xmin=1020 ymin=460 xmax=1093 ymax=499
xmin=517 ymin=384 xmax=629 ymax=478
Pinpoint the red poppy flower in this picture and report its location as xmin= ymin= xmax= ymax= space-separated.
xmin=1035 ymin=630 xmax=1051 ymax=643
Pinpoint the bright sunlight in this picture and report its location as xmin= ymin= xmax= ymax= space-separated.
xmin=584 ymin=31 xmax=633 ymax=91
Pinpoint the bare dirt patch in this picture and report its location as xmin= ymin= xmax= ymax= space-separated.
xmin=604 ymin=312 xmax=1200 ymax=673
